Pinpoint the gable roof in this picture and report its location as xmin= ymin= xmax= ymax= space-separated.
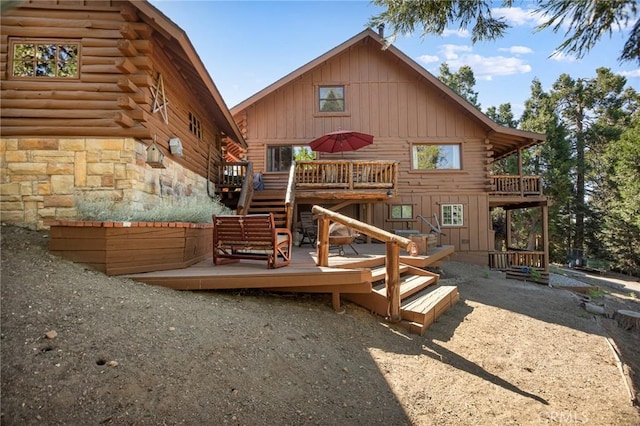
xmin=132 ymin=1 xmax=246 ymax=148
xmin=231 ymin=28 xmax=544 ymax=159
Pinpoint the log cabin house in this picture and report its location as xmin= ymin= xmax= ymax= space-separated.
xmin=0 ymin=4 xmax=542 ymax=332
xmin=0 ymin=0 xmax=246 ymax=230
xmin=229 ymin=28 xmax=550 ymax=271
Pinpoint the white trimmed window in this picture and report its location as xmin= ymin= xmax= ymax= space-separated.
xmin=442 ymin=204 xmax=463 ymax=226
xmin=412 ymin=144 xmax=461 ymax=170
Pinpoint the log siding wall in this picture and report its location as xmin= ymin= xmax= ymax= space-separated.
xmin=0 ymin=1 xmax=224 ymax=180
xmin=0 ymin=1 xmax=229 ymax=229
xmin=236 ymin=39 xmax=495 ymax=256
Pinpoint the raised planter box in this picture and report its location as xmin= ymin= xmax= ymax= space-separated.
xmin=46 ymin=220 xmax=213 ymax=276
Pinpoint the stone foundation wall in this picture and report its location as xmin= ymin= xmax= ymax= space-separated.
xmin=1 ymin=137 xmax=211 ymax=230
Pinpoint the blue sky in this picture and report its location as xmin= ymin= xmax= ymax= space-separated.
xmin=150 ymin=0 xmax=639 ymax=117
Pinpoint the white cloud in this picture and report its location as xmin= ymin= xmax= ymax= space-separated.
xmin=418 ymin=54 xmax=439 ymax=64
xmin=435 ymin=45 xmax=531 ymax=80
xmin=492 ymin=7 xmax=546 ymax=27
xmin=618 ymin=69 xmax=640 ymax=78
xmin=550 ymin=50 xmax=579 ymax=62
xmin=498 ymin=46 xmax=534 ymax=55
xmin=441 ymin=28 xmax=470 ymax=38
xmin=454 ymin=55 xmax=531 ymax=80
xmin=439 ymin=44 xmax=473 ymax=60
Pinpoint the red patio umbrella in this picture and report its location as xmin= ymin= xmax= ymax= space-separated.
xmin=308 ymin=130 xmax=374 ymax=155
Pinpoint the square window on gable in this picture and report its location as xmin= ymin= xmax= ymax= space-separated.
xmin=318 ymin=86 xmax=345 ymax=112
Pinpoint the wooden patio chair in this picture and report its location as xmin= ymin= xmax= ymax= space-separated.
xmin=298 ymin=211 xmax=317 ymax=247
xmin=212 ymin=213 xmax=292 ymax=269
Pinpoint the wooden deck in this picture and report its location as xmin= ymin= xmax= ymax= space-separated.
xmin=123 ymin=242 xmax=455 ymax=334
xmin=123 ymin=243 xmax=454 ymax=293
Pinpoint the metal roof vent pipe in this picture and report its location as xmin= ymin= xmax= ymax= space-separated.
xmin=378 ymin=24 xmax=385 ymax=38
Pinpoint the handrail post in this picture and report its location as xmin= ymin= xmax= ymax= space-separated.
xmin=310 ymin=205 xmax=418 ymax=322
xmin=235 ymin=162 xmax=253 ymax=215
xmin=520 ymin=175 xmax=524 ymax=197
xmin=538 ymin=176 xmax=543 ymax=195
xmin=316 ymin=216 xmax=330 ymax=267
xmin=285 ymin=163 xmax=296 ymax=229
xmin=386 ymin=241 xmax=401 ymax=322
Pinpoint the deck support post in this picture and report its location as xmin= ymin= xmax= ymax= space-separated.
xmin=386 ymin=241 xmax=401 ymax=322
xmin=331 ymin=292 xmax=341 ymax=311
xmin=542 ymin=204 xmax=549 ymax=272
xmin=506 ymin=210 xmax=512 ymax=251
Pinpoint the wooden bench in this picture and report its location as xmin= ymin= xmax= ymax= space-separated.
xmin=212 ymin=213 xmax=292 ymax=269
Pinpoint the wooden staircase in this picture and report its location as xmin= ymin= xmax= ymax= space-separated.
xmin=247 ymin=190 xmax=287 ymax=228
xmin=343 ymin=261 xmax=459 ymax=335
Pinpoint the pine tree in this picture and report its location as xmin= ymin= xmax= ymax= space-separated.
xmin=437 ymin=63 xmax=480 ymax=109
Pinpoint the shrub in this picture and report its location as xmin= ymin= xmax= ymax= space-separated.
xmin=75 ymin=192 xmax=231 ymax=223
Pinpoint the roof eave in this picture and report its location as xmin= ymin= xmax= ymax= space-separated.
xmin=132 ymin=1 xmax=247 ymax=148
xmin=230 ymin=27 xmax=546 ymax=150
xmin=231 ymin=30 xmax=374 ymax=114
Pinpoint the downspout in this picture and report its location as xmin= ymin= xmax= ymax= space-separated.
xmin=207 ymin=143 xmax=216 ymax=199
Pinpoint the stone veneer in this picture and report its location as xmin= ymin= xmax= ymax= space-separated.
xmin=0 ymin=137 xmax=211 ymax=230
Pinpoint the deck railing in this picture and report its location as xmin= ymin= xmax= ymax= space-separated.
xmin=491 ymin=175 xmax=543 ymax=196
xmin=215 ymin=161 xmax=253 ymax=214
xmin=295 ymin=160 xmax=397 ymax=190
xmin=312 ymin=205 xmax=417 ymax=322
xmin=217 ymin=161 xmax=250 ymax=189
xmin=488 ymin=250 xmax=546 ymax=270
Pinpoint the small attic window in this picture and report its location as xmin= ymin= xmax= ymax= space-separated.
xmin=189 ymin=112 xmax=202 ymax=139
xmin=318 ymin=86 xmax=345 ymax=112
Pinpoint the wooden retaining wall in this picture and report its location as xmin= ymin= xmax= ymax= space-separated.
xmin=47 ymin=220 xmax=213 ymax=275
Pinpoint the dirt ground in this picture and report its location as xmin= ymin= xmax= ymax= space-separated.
xmin=1 ymin=224 xmax=639 ymax=425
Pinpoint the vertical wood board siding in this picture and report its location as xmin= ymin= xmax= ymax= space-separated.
xmin=370 ymin=193 xmax=490 ymax=253
xmin=235 ymin=35 xmax=499 ymax=255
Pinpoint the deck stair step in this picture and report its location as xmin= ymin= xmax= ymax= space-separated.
xmin=343 ymin=262 xmax=458 ymax=335
xmin=247 ymin=190 xmax=287 ymax=228
xmin=370 ymin=264 xmax=410 ymax=282
xmin=399 ymin=285 xmax=460 ymax=335
xmin=372 ymin=273 xmax=438 ymax=300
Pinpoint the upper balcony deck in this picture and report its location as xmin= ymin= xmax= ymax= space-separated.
xmin=293 ymin=160 xmax=398 ymax=201
xmin=217 ymin=162 xmax=546 ymax=207
xmin=489 ymin=175 xmax=546 ymax=208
